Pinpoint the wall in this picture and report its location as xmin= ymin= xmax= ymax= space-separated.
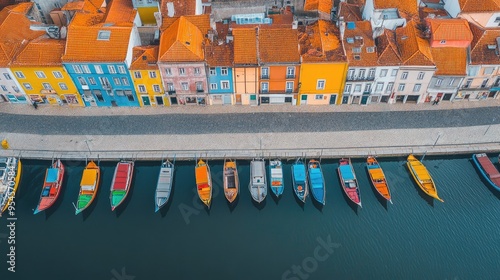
xmin=130 ymin=69 xmax=166 ymax=106
xmin=208 ymin=66 xmax=234 ymax=94
xmin=298 ymin=62 xmax=348 ymax=105
xmin=158 ymin=62 xmax=208 ymax=94
xmin=0 ymin=68 xmax=27 ymax=103
xmin=261 ymin=65 xmax=299 ymax=93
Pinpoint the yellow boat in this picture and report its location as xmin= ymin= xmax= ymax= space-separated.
xmin=195 ymin=159 xmax=212 ymax=208
xmin=0 ymin=157 xmax=22 ymax=216
xmin=406 ymin=154 xmax=443 ymax=202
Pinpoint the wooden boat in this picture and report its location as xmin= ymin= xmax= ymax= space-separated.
xmin=110 ymin=161 xmax=134 ymax=211
xmin=292 ymin=158 xmax=308 ymax=203
xmin=338 ymin=158 xmax=362 ymax=207
xmin=366 ymin=156 xmax=392 ymax=203
xmin=74 ymin=161 xmax=100 ymax=215
xmin=406 ymin=154 xmax=443 ymax=202
xmin=155 ymin=160 xmax=174 ymax=212
xmin=269 ymin=159 xmax=284 ymax=197
xmin=472 ymin=153 xmax=500 ymax=191
xmin=223 ymin=159 xmax=239 ymax=203
xmin=308 ymin=159 xmax=325 ymax=205
xmin=195 ymin=159 xmax=212 ymax=208
xmin=249 ymin=158 xmax=267 ymax=203
xmin=34 ymin=159 xmax=65 ymax=214
xmin=0 ymin=157 xmax=22 ymax=217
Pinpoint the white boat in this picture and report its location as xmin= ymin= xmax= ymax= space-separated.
xmin=155 ymin=160 xmax=174 ymax=212
xmin=249 ymin=158 xmax=267 ymax=203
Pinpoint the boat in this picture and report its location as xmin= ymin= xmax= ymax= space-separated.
xmin=472 ymin=153 xmax=500 ymax=191
xmin=292 ymin=158 xmax=308 ymax=203
xmin=366 ymin=156 xmax=392 ymax=203
xmin=406 ymin=154 xmax=443 ymax=202
xmin=249 ymin=158 xmax=267 ymax=203
xmin=195 ymin=159 xmax=212 ymax=208
xmin=223 ymin=159 xmax=239 ymax=203
xmin=308 ymin=159 xmax=325 ymax=205
xmin=155 ymin=160 xmax=174 ymax=212
xmin=269 ymin=159 xmax=284 ymax=197
xmin=338 ymin=158 xmax=362 ymax=207
xmin=0 ymin=157 xmax=22 ymax=217
xmin=74 ymin=161 xmax=100 ymax=215
xmin=34 ymin=159 xmax=65 ymax=214
xmin=110 ymin=161 xmax=134 ymax=211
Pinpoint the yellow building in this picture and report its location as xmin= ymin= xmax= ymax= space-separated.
xmin=130 ymin=46 xmax=168 ymax=106
xmin=10 ymin=37 xmax=82 ymax=106
xmin=297 ymin=20 xmax=348 ymax=105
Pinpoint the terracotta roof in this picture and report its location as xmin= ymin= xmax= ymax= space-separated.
xmin=105 ymin=0 xmax=136 ymax=24
xmin=258 ymin=28 xmax=299 ymax=64
xmin=158 ymin=16 xmax=205 ymax=62
xmin=419 ymin=6 xmax=451 ymax=20
xmin=373 ymin=0 xmax=418 ymax=17
xmin=268 ymin=14 xmax=294 ymax=27
xmin=233 ymin=27 xmax=258 ymax=65
xmin=161 ymin=14 xmax=210 ymax=35
xmin=160 ymin=0 xmax=197 ymax=17
xmin=62 ymin=0 xmax=106 ymax=13
xmin=304 ymin=0 xmax=333 ymax=14
xmin=130 ymin=45 xmax=159 ymax=70
xmin=205 ymin=42 xmax=233 ymax=67
xmin=338 ymin=2 xmax=362 ymax=22
xmin=468 ymin=21 xmax=500 ymax=65
xmin=427 ymin=19 xmax=472 ymax=42
xmin=375 ymin=29 xmax=402 ymax=66
xmin=298 ymin=20 xmax=346 ymax=62
xmin=430 ymin=47 xmax=467 ymax=75
xmin=396 ymin=20 xmax=434 ymax=66
xmin=11 ymin=37 xmax=65 ymax=66
xmin=342 ymin=21 xmax=378 ymax=66
xmin=459 ymin=0 xmax=500 ymax=13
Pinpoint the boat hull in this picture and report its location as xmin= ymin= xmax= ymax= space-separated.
xmin=269 ymin=160 xmax=284 ymax=198
xmin=35 ymin=159 xmax=65 ymax=214
xmin=75 ymin=161 xmax=100 ymax=215
xmin=338 ymin=158 xmax=361 ymax=207
xmin=292 ymin=159 xmax=308 ymax=203
xmin=308 ymin=160 xmax=325 ymax=205
xmin=223 ymin=160 xmax=239 ymax=204
xmin=472 ymin=153 xmax=500 ymax=191
xmin=155 ymin=161 xmax=174 ymax=212
xmin=0 ymin=158 xmax=22 ymax=215
xmin=366 ymin=156 xmax=392 ymax=203
xmin=196 ymin=159 xmax=212 ymax=208
xmin=249 ymin=159 xmax=267 ymax=203
xmin=406 ymin=154 xmax=443 ymax=202
xmin=110 ymin=161 xmax=134 ymax=211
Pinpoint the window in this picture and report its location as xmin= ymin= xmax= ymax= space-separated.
xmin=209 ymin=68 xmax=216 ymax=75
xmin=42 ymin=83 xmax=52 ymax=90
xmin=448 ymin=78 xmax=455 ymax=86
xmin=386 ymin=82 xmax=394 ymax=92
xmin=12 ymin=86 xmax=19 ymax=92
xmin=354 ymin=55 xmax=361 ymax=60
xmin=23 ymin=83 xmax=32 ymax=90
xmin=15 ymin=71 xmax=25 ymax=79
xmin=344 ymin=84 xmax=352 ymax=93
xmin=149 ymin=71 xmax=156 ymax=78
xmin=210 ymin=83 xmax=218 ymax=90
xmin=108 ymin=65 xmax=116 ymax=74
xmin=125 ymin=90 xmax=134 ymax=101
xmin=52 ymin=71 xmax=63 ymax=79
xmin=368 ymin=68 xmax=375 ymax=78
xmin=0 ymin=85 xmax=6 ymax=91
xmin=352 ymin=47 xmax=361 ymax=53
xmin=261 ymin=67 xmax=269 ymax=78
xmin=153 ymin=85 xmax=161 ymax=92
xmin=375 ymin=82 xmax=384 ymax=92
xmin=179 ymin=68 xmax=186 ymax=75
xmin=366 ymin=47 xmax=375 ymax=53
xmin=121 ymin=78 xmax=129 ymax=85
xmin=413 ymin=84 xmax=421 ymax=92
xmin=138 ymin=85 xmax=146 ymax=93
xmin=72 ymin=65 xmax=82 ymax=73
xmin=463 ymin=79 xmax=472 ymax=88
xmin=167 ymin=83 xmax=175 ymax=92
xmin=78 ymin=77 xmax=87 ymax=86
xmin=113 ymin=77 xmax=121 ymax=85
xmin=95 ymin=65 xmax=103 ymax=74
xmin=134 ymin=71 xmax=142 ymax=79
xmin=286 ymin=67 xmax=295 ymax=78
xmin=116 ymin=90 xmax=124 ymax=96
xmin=481 ymin=79 xmax=489 ymax=88
xmin=286 ymin=81 xmax=293 ymax=92
xmin=88 ymin=77 xmax=97 ymax=85
xmin=417 ymin=72 xmax=424 ymax=80
xmin=221 ymin=81 xmax=230 ymax=89
xmin=484 ymin=67 xmax=494 ymax=75
xmin=348 ymin=69 xmax=355 ymax=79
xmin=221 ymin=67 xmax=228 ymax=75
xmin=315 ymin=95 xmax=323 ymax=100
xmin=347 ymin=37 xmax=354 ymax=43
xmin=401 ymin=72 xmax=408 ymax=80
xmin=495 ymin=16 xmax=500 ymax=22
xmin=440 ymin=40 xmax=446 ymax=44
xmin=117 ymin=66 xmax=126 ymax=74
xmin=59 ymin=83 xmax=68 ymax=90
xmin=359 ymin=69 xmax=365 ymax=79
xmin=398 ymin=83 xmax=406 ymax=91
xmin=181 ymin=82 xmax=188 ymax=90
xmin=97 ymin=30 xmax=111 ymax=40
xmin=316 ymin=79 xmax=325 ymax=90
xmin=261 ymin=82 xmax=269 ymax=92
xmin=380 ymin=69 xmax=387 ymax=77
xmin=35 ymin=71 xmax=46 ymax=79
xmin=82 ymin=65 xmax=91 ymax=74
xmin=194 ymin=68 xmax=201 ymax=75
xmin=436 ymin=78 xmax=443 ymax=86
xmin=196 ymin=82 xmax=203 ymax=91
xmin=391 ymin=69 xmax=398 ymax=76
xmin=99 ymin=77 xmax=110 ymax=87
xmin=165 ymin=68 xmax=172 ymax=75
xmin=93 ymin=90 xmax=104 ymax=102
xmin=364 ymin=83 xmax=371 ymax=92
xmin=354 ymin=84 xmax=361 ymax=92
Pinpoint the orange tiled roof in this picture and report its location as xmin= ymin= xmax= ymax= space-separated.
xmin=375 ymin=29 xmax=402 ymax=66
xmin=396 ymin=20 xmax=434 ymax=66
xmin=158 ymin=16 xmax=205 ymax=62
xmin=342 ymin=21 xmax=378 ymax=66
xmin=161 ymin=14 xmax=210 ymax=35
xmin=338 ymin=2 xmax=362 ymax=22
xmin=258 ymin=28 xmax=299 ymax=64
xmin=160 ymin=0 xmax=197 ymax=17
xmin=11 ymin=37 xmax=65 ymax=66
xmin=428 ymin=19 xmax=472 ymax=42
xmin=430 ymin=47 xmax=467 ymax=75
xmin=130 ymin=45 xmax=159 ymax=70
xmin=105 ymin=0 xmax=136 ymax=24
xmin=459 ymin=0 xmax=500 ymax=13
xmin=61 ymin=1 xmax=85 ymax=11
xmin=304 ymin=0 xmax=333 ymax=14
xmin=298 ymin=20 xmax=346 ymax=62
xmin=205 ymin=42 xmax=233 ymax=67
xmin=373 ymin=0 xmax=418 ymax=17
xmin=468 ymin=21 xmax=500 ymax=65
xmin=233 ymin=27 xmax=258 ymax=65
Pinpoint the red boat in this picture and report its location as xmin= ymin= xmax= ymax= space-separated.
xmin=338 ymin=158 xmax=362 ymax=207
xmin=34 ymin=159 xmax=65 ymax=214
xmin=472 ymin=153 xmax=500 ymax=191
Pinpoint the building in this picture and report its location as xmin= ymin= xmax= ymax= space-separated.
xmin=444 ymin=0 xmax=500 ymax=19
xmin=132 ymin=0 xmax=160 ymax=25
xmin=205 ymin=40 xmax=235 ymax=105
xmin=373 ymin=29 xmax=402 ymax=103
xmin=362 ymin=0 xmax=419 ymax=37
xmin=303 ymin=0 xmax=333 ymax=20
xmin=232 ymin=27 xmax=259 ymax=105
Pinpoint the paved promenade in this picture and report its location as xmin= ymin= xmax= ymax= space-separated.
xmin=0 ymin=100 xmax=499 ymax=160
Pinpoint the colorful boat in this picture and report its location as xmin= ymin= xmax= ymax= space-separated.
xmin=110 ymin=161 xmax=134 ymax=211
xmin=195 ymin=159 xmax=212 ymax=208
xmin=338 ymin=158 xmax=362 ymax=207
xmin=74 ymin=161 xmax=100 ymax=215
xmin=34 ymin=159 xmax=65 ymax=214
xmin=0 ymin=157 xmax=22 ymax=217
xmin=269 ymin=159 xmax=284 ymax=197
xmin=406 ymin=154 xmax=443 ymax=202
xmin=292 ymin=158 xmax=308 ymax=203
xmin=223 ymin=159 xmax=239 ymax=203
xmin=155 ymin=160 xmax=174 ymax=212
xmin=308 ymin=159 xmax=325 ymax=205
xmin=366 ymin=156 xmax=392 ymax=203
xmin=249 ymin=158 xmax=267 ymax=203
xmin=472 ymin=153 xmax=500 ymax=191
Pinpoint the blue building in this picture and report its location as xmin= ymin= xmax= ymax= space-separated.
xmin=205 ymin=43 xmax=234 ymax=105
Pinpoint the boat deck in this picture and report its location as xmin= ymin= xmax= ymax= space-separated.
xmin=475 ymin=154 xmax=500 ymax=186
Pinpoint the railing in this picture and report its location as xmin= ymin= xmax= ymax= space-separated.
xmin=286 ymin=74 xmax=295 ymax=79
xmin=168 ymin=90 xmax=176 ymax=94
xmin=196 ymin=89 xmax=204 ymax=93
xmin=261 ymin=75 xmax=269 ymax=79
xmin=346 ymin=76 xmax=375 ymax=81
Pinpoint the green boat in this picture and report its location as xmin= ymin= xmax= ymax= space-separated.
xmin=74 ymin=161 xmax=100 ymax=215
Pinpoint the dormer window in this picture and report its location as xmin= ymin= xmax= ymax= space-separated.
xmin=354 ymin=55 xmax=361 ymax=60
xmin=366 ymin=47 xmax=375 ymax=53
xmin=440 ymin=40 xmax=446 ymax=44
xmin=352 ymin=47 xmax=361 ymax=53
xmin=97 ymin=30 xmax=111 ymax=41
xmin=347 ymin=37 xmax=354 ymax=43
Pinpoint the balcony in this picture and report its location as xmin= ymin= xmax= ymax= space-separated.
xmin=346 ymin=76 xmax=375 ymax=82
xmin=286 ymin=74 xmax=295 ymax=79
xmin=167 ymin=90 xmax=176 ymax=94
xmin=261 ymin=74 xmax=269 ymax=79
xmin=197 ymin=89 xmax=204 ymax=93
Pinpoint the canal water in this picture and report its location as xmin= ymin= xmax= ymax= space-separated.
xmin=1 ymin=155 xmax=499 ymax=279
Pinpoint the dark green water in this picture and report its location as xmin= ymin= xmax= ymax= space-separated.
xmin=1 ymin=156 xmax=499 ymax=279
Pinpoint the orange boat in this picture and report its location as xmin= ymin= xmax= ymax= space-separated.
xmin=34 ymin=159 xmax=65 ymax=214
xmin=195 ymin=159 xmax=212 ymax=208
xmin=366 ymin=156 xmax=392 ymax=204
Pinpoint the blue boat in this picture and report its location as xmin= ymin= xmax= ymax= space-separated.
xmin=292 ymin=158 xmax=308 ymax=203
xmin=308 ymin=159 xmax=325 ymax=205
xmin=269 ymin=159 xmax=284 ymax=197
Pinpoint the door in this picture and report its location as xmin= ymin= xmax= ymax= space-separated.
xmin=443 ymin=93 xmax=452 ymax=101
xmin=223 ymin=94 xmax=232 ymax=105
xmin=155 ymin=96 xmax=164 ymax=106
xmin=142 ymin=96 xmax=151 ymax=106
xmin=300 ymin=94 xmax=307 ymax=105
xmin=329 ymin=95 xmax=337 ymax=105
xmin=361 ymin=95 xmax=369 ymax=105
